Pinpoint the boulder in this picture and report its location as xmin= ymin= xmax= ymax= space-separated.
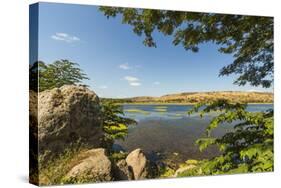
xmin=125 ymin=148 xmax=148 ymax=180
xmin=113 ymin=159 xmax=134 ymax=180
xmin=64 ymin=148 xmax=112 ymax=182
xmin=38 ymin=85 xmax=103 ymax=161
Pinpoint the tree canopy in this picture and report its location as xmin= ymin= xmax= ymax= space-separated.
xmin=38 ymin=60 xmax=89 ymax=92
xmin=99 ymin=7 xmax=274 ymax=175
xmin=99 ymin=7 xmax=273 ymax=88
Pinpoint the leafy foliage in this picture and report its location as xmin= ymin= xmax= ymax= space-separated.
xmin=38 ymin=60 xmax=89 ymax=92
xmin=100 ymin=101 xmax=137 ymax=150
xmin=99 ymin=7 xmax=273 ymax=88
xmin=181 ymin=100 xmax=273 ymax=175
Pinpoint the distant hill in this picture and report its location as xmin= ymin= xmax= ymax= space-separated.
xmin=102 ymin=91 xmax=273 ymax=104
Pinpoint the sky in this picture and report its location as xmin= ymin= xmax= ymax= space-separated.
xmin=32 ymin=2 xmax=273 ymax=98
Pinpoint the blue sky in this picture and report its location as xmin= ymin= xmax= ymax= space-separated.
xmin=34 ymin=2 xmax=272 ymax=98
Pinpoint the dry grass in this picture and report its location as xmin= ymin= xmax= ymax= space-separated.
xmin=125 ymin=91 xmax=273 ymax=104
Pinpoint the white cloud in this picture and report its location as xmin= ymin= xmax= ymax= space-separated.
xmin=119 ymin=63 xmax=142 ymax=70
xmin=153 ymin=81 xmax=160 ymax=85
xmin=124 ymin=76 xmax=139 ymax=82
xmin=123 ymin=76 xmax=141 ymax=86
xmin=51 ymin=32 xmax=80 ymax=43
xmin=119 ymin=63 xmax=130 ymax=70
xmin=129 ymin=82 xmax=141 ymax=86
xmin=99 ymin=85 xmax=108 ymax=89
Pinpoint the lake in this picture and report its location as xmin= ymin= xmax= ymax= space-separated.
xmin=114 ymin=104 xmax=273 ymax=166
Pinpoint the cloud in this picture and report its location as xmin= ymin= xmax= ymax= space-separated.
xmin=119 ymin=63 xmax=130 ymax=70
xmin=124 ymin=76 xmax=139 ymax=82
xmin=99 ymin=85 xmax=108 ymax=89
xmin=123 ymin=76 xmax=141 ymax=86
xmin=119 ymin=63 xmax=142 ymax=70
xmin=129 ymin=82 xmax=141 ymax=86
xmin=153 ymin=81 xmax=160 ymax=85
xmin=51 ymin=32 xmax=80 ymax=43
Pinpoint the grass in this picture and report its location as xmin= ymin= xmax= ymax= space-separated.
xmin=38 ymin=147 xmax=87 ymax=185
xmin=159 ymin=166 xmax=175 ymax=178
xmin=38 ymin=147 xmax=128 ymax=185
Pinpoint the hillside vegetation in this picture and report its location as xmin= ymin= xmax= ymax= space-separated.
xmin=103 ymin=91 xmax=273 ymax=104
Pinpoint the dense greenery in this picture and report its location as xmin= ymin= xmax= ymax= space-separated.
xmin=38 ymin=60 xmax=89 ymax=92
xmin=100 ymin=101 xmax=137 ymax=151
xmin=99 ymin=7 xmax=273 ymax=88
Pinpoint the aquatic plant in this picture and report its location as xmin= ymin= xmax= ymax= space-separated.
xmin=155 ymin=106 xmax=168 ymax=109
xmin=154 ymin=108 xmax=167 ymax=112
xmin=124 ymin=109 xmax=151 ymax=115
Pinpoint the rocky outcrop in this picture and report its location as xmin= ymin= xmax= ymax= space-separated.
xmin=64 ymin=148 xmax=112 ymax=182
xmin=31 ymin=85 xmax=157 ymax=183
xmin=125 ymin=148 xmax=149 ymax=180
xmin=63 ymin=148 xmax=154 ymax=183
xmin=38 ymin=85 xmax=103 ymax=161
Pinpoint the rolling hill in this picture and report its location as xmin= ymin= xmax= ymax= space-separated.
xmin=103 ymin=91 xmax=273 ymax=104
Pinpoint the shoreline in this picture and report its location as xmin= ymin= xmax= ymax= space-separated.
xmin=117 ymin=102 xmax=273 ymax=106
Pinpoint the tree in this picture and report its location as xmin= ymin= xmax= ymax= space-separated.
xmin=38 ymin=60 xmax=89 ymax=92
xmin=99 ymin=7 xmax=273 ymax=88
xmin=100 ymin=101 xmax=137 ymax=151
xmin=99 ymin=7 xmax=274 ymax=174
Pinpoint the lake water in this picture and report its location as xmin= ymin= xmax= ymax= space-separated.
xmin=114 ymin=104 xmax=273 ymax=166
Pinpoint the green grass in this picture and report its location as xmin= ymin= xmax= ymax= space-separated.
xmin=38 ymin=147 xmax=87 ymax=185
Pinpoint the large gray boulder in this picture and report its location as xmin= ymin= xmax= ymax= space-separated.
xmin=38 ymin=85 xmax=103 ymax=161
xmin=64 ymin=148 xmax=112 ymax=182
xmin=125 ymin=148 xmax=148 ymax=180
